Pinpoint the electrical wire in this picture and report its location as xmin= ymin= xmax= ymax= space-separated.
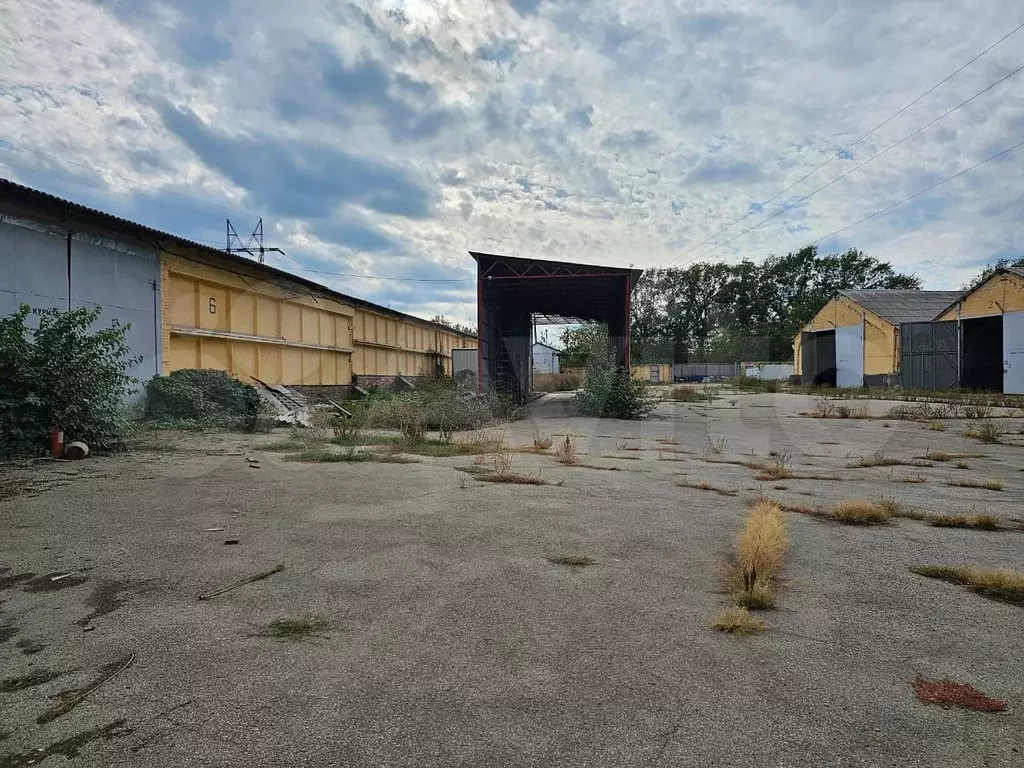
xmin=661 ymin=20 xmax=1024 ymax=269
xmin=676 ymin=62 xmax=1024 ymax=264
xmin=803 ymin=137 xmax=1024 ymax=248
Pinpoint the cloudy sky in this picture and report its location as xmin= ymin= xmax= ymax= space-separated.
xmin=1 ymin=0 xmax=1022 ymax=325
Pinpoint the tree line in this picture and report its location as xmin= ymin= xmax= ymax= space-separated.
xmin=624 ymin=245 xmax=923 ymax=364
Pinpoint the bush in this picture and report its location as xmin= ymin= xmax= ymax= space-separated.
xmin=0 ymin=304 xmax=139 ymax=458
xmin=144 ymin=369 xmax=263 ymax=430
xmin=573 ymin=355 xmax=655 ymax=420
xmin=353 ymin=384 xmax=516 ymax=437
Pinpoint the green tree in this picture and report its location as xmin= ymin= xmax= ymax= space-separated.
xmin=961 ymin=256 xmax=1024 ymax=291
xmin=630 ymin=246 xmax=921 ymax=363
xmin=559 ymin=323 xmax=610 ymax=368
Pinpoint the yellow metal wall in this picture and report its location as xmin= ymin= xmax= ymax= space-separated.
xmin=163 ymin=253 xmax=354 ymax=386
xmin=161 ymin=252 xmax=475 ymax=386
xmin=351 ymin=307 xmax=471 ymax=377
xmin=632 ymin=363 xmax=672 ymax=382
xmin=936 ymin=272 xmax=1024 ymax=320
xmin=793 ymin=296 xmax=897 ymax=376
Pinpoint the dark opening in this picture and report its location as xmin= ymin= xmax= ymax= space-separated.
xmin=961 ymin=316 xmax=1003 ymax=392
xmin=801 ymin=330 xmax=837 ymax=386
xmin=473 ymin=252 xmax=642 ymax=403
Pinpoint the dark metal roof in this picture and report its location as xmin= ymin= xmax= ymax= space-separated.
xmin=0 ymin=177 xmax=475 ymax=339
xmin=469 ymin=251 xmax=644 ymax=289
xmin=839 ymin=289 xmax=964 ymax=326
xmin=1006 ymin=266 xmax=1024 ymax=279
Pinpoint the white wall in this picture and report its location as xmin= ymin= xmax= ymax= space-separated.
xmin=0 ymin=219 xmax=162 ymax=383
xmin=532 ymin=343 xmax=560 ymax=374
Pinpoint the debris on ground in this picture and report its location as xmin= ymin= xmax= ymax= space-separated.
xmin=37 ymin=653 xmax=135 ymax=724
xmin=198 ymin=563 xmax=284 ymax=600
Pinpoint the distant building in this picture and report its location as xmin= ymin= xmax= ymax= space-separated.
xmin=632 ymin=363 xmax=672 ymax=383
xmin=793 ymin=290 xmax=961 ymax=388
xmin=532 ymin=342 xmax=561 ymax=374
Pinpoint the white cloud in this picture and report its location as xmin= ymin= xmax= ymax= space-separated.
xmin=1 ymin=0 xmax=1022 ymax=325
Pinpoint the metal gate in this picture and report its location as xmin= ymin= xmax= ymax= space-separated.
xmin=900 ymin=321 xmax=958 ymax=390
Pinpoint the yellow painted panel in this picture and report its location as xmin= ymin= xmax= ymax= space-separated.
xmin=230 ymin=290 xmax=256 ymax=335
xmin=281 ymin=303 xmax=301 ymax=342
xmin=201 ymin=337 xmax=229 ymax=370
xmin=169 ymin=335 xmax=199 ymax=370
xmin=256 ymin=296 xmax=279 ymax=338
xmin=352 ymin=312 xmax=364 ymax=341
xmin=321 ymin=314 xmax=336 ymax=347
xmin=302 ymin=350 xmax=321 ymax=384
xmin=301 ymin=307 xmax=319 ymax=344
xmin=199 ymin=284 xmax=229 ymax=332
xmin=282 ymin=347 xmax=302 ymax=384
xmin=937 ymin=273 xmax=1024 ymax=320
xmin=258 ymin=346 xmax=281 ymax=384
xmin=168 ymin=274 xmax=197 ymax=326
xmin=337 ymin=317 xmax=350 ymax=348
xmin=337 ymin=354 xmax=351 ymax=384
xmin=231 ymin=341 xmax=258 ymax=381
xmin=864 ymin=320 xmax=896 ymax=375
xmin=804 ymin=297 xmax=864 ymax=331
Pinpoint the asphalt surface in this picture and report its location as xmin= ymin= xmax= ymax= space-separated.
xmin=1 ymin=390 xmax=1023 ymax=767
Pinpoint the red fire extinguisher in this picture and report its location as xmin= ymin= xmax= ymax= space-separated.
xmin=50 ymin=426 xmax=64 ymax=459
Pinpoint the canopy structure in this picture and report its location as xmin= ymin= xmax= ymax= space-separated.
xmin=471 ymin=252 xmax=643 ymax=402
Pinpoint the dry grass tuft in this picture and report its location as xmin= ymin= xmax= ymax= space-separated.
xmin=854 ymin=450 xmax=931 ymax=468
xmin=922 ymin=451 xmax=986 ymax=462
xmin=284 ymin=448 xmax=419 ymax=464
xmin=953 ymin=461 xmax=970 ymax=470
xmin=831 ymin=499 xmax=893 ymax=525
xmin=964 ymin=420 xmax=1005 ymax=444
xmin=928 ymin=421 xmax=947 ymax=431
xmin=727 ymin=500 xmax=788 ymax=609
xmin=678 ymin=480 xmax=739 ymax=497
xmin=554 ymin=435 xmax=580 ymax=465
xmin=546 ymin=554 xmax=595 ymax=569
xmin=533 ymin=432 xmax=554 ymax=450
xmin=261 ymin=617 xmax=328 ymax=641
xmin=711 ymin=606 xmax=765 ymax=634
xmin=948 ymin=478 xmax=1003 ymax=491
xmin=911 ymin=565 xmax=1024 ymax=605
xmin=912 ymin=676 xmax=1006 ymax=712
xmin=898 ymin=474 xmax=927 ymax=484
xmin=928 ymin=513 xmax=1002 ymax=530
xmin=480 ymin=473 xmax=548 ymax=485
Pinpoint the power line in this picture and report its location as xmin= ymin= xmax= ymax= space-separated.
xmin=661 ymin=20 xmax=1024 ymax=269
xmin=678 ymin=62 xmax=1024 ymax=263
xmin=803 ymin=137 xmax=1024 ymax=248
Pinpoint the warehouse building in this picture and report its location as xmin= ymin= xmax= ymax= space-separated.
xmin=794 ymin=290 xmax=961 ymax=388
xmin=926 ymin=267 xmax=1024 ymax=393
xmin=0 ymin=179 xmax=474 ymax=395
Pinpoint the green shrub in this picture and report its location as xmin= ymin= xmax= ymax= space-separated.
xmin=573 ymin=356 xmax=655 ymax=420
xmin=0 ymin=304 xmax=139 ymax=458
xmin=144 ymin=369 xmax=263 ymax=430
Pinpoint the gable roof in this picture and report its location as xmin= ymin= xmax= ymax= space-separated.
xmin=839 ymin=290 xmax=964 ymax=326
xmin=532 ymin=341 xmax=562 ymax=353
xmin=931 ymin=265 xmax=1024 ymax=320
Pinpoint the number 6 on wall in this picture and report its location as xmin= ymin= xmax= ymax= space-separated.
xmin=209 ymin=297 xmax=217 ymax=314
